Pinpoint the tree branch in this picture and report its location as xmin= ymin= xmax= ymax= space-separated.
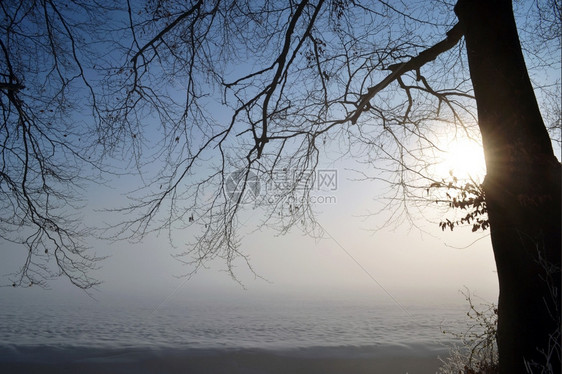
xmin=130 ymin=0 xmax=204 ymax=65
xmin=350 ymin=22 xmax=464 ymax=124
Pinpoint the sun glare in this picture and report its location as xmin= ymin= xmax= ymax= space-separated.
xmin=436 ymin=137 xmax=486 ymax=181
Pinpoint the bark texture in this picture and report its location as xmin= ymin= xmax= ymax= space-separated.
xmin=455 ymin=0 xmax=561 ymax=372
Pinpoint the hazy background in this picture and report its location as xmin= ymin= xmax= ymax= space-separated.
xmin=0 ymin=153 xmax=498 ymax=311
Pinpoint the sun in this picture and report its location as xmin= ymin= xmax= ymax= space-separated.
xmin=435 ymin=136 xmax=486 ymax=181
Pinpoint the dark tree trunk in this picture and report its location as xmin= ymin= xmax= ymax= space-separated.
xmin=455 ymin=0 xmax=561 ymax=372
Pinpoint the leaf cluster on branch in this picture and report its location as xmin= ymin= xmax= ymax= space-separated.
xmin=431 ymin=177 xmax=489 ymax=232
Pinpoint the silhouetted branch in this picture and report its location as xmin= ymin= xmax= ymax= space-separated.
xmin=350 ymin=22 xmax=464 ymax=124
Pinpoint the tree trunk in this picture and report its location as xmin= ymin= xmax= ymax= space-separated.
xmin=455 ymin=0 xmax=561 ymax=372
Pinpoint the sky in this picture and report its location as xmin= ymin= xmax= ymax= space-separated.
xmin=0 ymin=144 xmax=499 ymax=310
xmin=2 ymin=0 xmax=559 ymax=313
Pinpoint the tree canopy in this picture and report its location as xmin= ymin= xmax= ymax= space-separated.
xmin=1 ymin=0 xmax=559 ymax=288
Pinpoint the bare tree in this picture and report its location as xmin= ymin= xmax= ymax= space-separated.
xmin=104 ymin=1 xmax=562 ymax=372
xmin=100 ymin=3 xmax=560 ymax=369
xmin=103 ymin=0 xmax=475 ymax=266
xmin=1 ymin=0 xmax=560 ymax=371
xmin=0 ymin=0 xmax=119 ymax=288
